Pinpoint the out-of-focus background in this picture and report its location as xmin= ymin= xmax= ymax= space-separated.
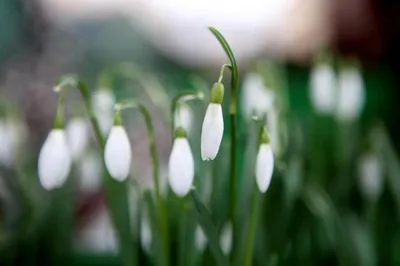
xmin=1 ymin=0 xmax=400 ymax=265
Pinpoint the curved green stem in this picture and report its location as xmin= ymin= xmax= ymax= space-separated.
xmin=208 ymin=27 xmax=239 ymax=115
xmin=243 ymin=188 xmax=260 ymax=266
xmin=208 ymin=27 xmax=239 ymax=261
xmin=53 ymin=75 xmax=136 ymax=266
xmin=171 ymin=90 xmax=204 ymax=137
xmin=115 ymin=99 xmax=169 ymax=266
xmin=218 ymin=64 xmax=231 ymax=83
xmin=53 ymin=91 xmax=67 ymax=129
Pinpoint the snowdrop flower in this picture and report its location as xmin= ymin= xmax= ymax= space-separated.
xmin=140 ymin=207 xmax=152 ymax=253
xmin=255 ymin=126 xmax=274 ymax=193
xmin=66 ymin=117 xmax=89 ymax=160
xmin=174 ymin=104 xmax=193 ymax=133
xmin=309 ymin=63 xmax=336 ymax=114
xmin=78 ymin=151 xmax=102 ymax=192
xmin=357 ymin=153 xmax=383 ymax=202
xmin=242 ymin=73 xmax=275 ymax=119
xmin=104 ymin=116 xmax=132 ymax=181
xmin=0 ymin=119 xmax=25 ymax=167
xmin=267 ymin=107 xmax=280 ymax=156
xmin=201 ymin=82 xmax=224 ymax=160
xmin=92 ymin=89 xmax=115 ymax=135
xmin=195 ymin=225 xmax=207 ymax=252
xmin=38 ymin=129 xmax=72 ymax=190
xmin=77 ymin=208 xmax=117 ymax=253
xmin=336 ymin=65 xmax=365 ymax=121
xmin=219 ymin=222 xmax=232 ymax=255
xmin=168 ymin=127 xmax=194 ymax=197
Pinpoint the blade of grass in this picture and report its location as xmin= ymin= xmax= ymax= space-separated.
xmin=190 ymin=189 xmax=228 ymax=266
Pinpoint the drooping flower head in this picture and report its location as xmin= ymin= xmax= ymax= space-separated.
xmin=38 ymin=128 xmax=72 ymax=190
xmin=104 ymin=113 xmax=132 ymax=181
xmin=255 ymin=126 xmax=274 ymax=193
xmin=309 ymin=62 xmax=336 ymax=115
xmin=201 ymin=82 xmax=224 ymax=161
xmin=168 ymin=126 xmax=194 ymax=197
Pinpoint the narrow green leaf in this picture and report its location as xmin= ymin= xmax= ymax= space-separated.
xmin=190 ymin=189 xmax=229 ymax=266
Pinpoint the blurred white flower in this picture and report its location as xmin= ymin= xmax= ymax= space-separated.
xmin=195 ymin=225 xmax=207 ymax=252
xmin=104 ymin=126 xmax=131 ymax=181
xmin=78 ymin=151 xmax=102 ymax=192
xmin=220 ymin=222 xmax=232 ymax=255
xmin=267 ymin=108 xmax=280 ymax=156
xmin=242 ymin=73 xmax=275 ymax=119
xmin=77 ymin=208 xmax=118 ymax=253
xmin=255 ymin=143 xmax=274 ymax=193
xmin=201 ymin=103 xmax=224 ymax=160
xmin=168 ymin=135 xmax=194 ymax=197
xmin=174 ymin=104 xmax=193 ymax=133
xmin=66 ymin=117 xmax=89 ymax=160
xmin=336 ymin=66 xmax=365 ymax=121
xmin=92 ymin=89 xmax=115 ymax=135
xmin=0 ymin=119 xmax=25 ymax=167
xmin=38 ymin=129 xmax=71 ymax=190
xmin=309 ymin=63 xmax=336 ymax=114
xmin=358 ymin=153 xmax=383 ymax=202
xmin=140 ymin=208 xmax=152 ymax=253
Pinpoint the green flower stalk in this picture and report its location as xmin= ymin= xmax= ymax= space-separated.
xmin=52 ymin=75 xmax=136 ymax=266
xmin=38 ymin=91 xmax=72 ymax=190
xmin=208 ymin=26 xmax=239 ymax=262
xmin=114 ymin=100 xmax=169 ymax=266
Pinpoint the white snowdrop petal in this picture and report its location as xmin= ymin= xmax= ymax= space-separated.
xmin=92 ymin=90 xmax=115 ymax=135
xmin=38 ymin=129 xmax=72 ymax=190
xmin=242 ymin=73 xmax=274 ymax=119
xmin=168 ymin=138 xmax=194 ymax=197
xmin=309 ymin=64 xmax=336 ymax=114
xmin=77 ymin=209 xmax=118 ymax=253
xmin=66 ymin=118 xmax=89 ymax=160
xmin=358 ymin=154 xmax=383 ymax=201
xmin=104 ymin=126 xmax=132 ymax=181
xmin=255 ymin=144 xmax=274 ymax=193
xmin=267 ymin=108 xmax=280 ymax=155
xmin=220 ymin=222 xmax=232 ymax=255
xmin=336 ymin=67 xmax=365 ymax=121
xmin=195 ymin=225 xmax=207 ymax=252
xmin=78 ymin=152 xmax=102 ymax=192
xmin=174 ymin=104 xmax=193 ymax=133
xmin=140 ymin=209 xmax=152 ymax=253
xmin=0 ymin=121 xmax=14 ymax=167
xmin=201 ymin=103 xmax=224 ymax=160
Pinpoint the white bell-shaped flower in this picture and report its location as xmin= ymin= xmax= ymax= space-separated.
xmin=201 ymin=82 xmax=224 ymax=161
xmin=38 ymin=129 xmax=72 ymax=190
xmin=267 ymin=107 xmax=279 ymax=155
xmin=195 ymin=225 xmax=207 ymax=252
xmin=201 ymin=103 xmax=224 ymax=161
xmin=104 ymin=125 xmax=132 ymax=181
xmin=357 ymin=153 xmax=384 ymax=202
xmin=309 ymin=63 xmax=336 ymax=114
xmin=77 ymin=208 xmax=117 ymax=253
xmin=174 ymin=104 xmax=193 ymax=133
xmin=140 ymin=207 xmax=152 ymax=253
xmin=78 ymin=151 xmax=102 ymax=192
xmin=168 ymin=127 xmax=194 ymax=197
xmin=92 ymin=89 xmax=115 ymax=135
xmin=255 ymin=127 xmax=274 ymax=193
xmin=242 ymin=73 xmax=275 ymax=119
xmin=66 ymin=117 xmax=89 ymax=160
xmin=0 ymin=119 xmax=25 ymax=167
xmin=336 ymin=66 xmax=365 ymax=121
xmin=219 ymin=222 xmax=232 ymax=255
